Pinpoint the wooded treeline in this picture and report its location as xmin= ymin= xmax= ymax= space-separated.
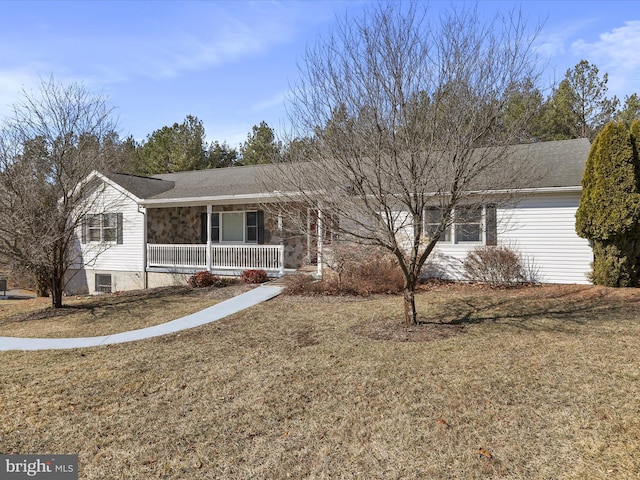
xmin=120 ymin=60 xmax=639 ymax=176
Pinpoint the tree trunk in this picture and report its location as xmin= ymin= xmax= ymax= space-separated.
xmin=403 ymin=285 xmax=418 ymax=326
xmin=50 ymin=268 xmax=64 ymax=308
xmin=34 ymin=273 xmax=50 ymax=297
xmin=51 ymin=280 xmax=64 ymax=308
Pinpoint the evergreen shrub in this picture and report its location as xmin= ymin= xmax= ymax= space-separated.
xmin=576 ymin=120 xmax=640 ymax=286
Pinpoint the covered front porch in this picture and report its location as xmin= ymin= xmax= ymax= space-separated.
xmin=146 ymin=243 xmax=286 ymax=276
xmin=141 ymin=200 xmax=313 ymax=277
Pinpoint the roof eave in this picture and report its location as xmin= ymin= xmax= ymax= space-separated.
xmin=470 ymin=185 xmax=583 ymax=196
xmin=138 ymin=192 xmax=281 ymax=208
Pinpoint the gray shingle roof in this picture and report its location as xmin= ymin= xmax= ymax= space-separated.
xmin=104 ymin=173 xmax=175 ymax=199
xmin=151 ymin=163 xmax=274 ymax=199
xmin=505 ymin=138 xmax=590 ymax=189
xmin=105 ymin=139 xmax=591 ymax=202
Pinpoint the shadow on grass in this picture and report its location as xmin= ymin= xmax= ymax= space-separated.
xmin=0 ymin=286 xmax=199 ymax=325
xmin=439 ymin=286 xmax=640 ymax=331
xmin=353 ymin=286 xmax=640 ymax=342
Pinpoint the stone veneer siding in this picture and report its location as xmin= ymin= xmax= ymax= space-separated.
xmin=147 ymin=206 xmax=203 ymax=244
xmin=146 ymin=204 xmax=308 ymax=269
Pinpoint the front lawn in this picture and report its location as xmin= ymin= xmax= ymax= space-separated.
xmin=0 ymin=284 xmax=251 ymax=338
xmin=1 ymin=284 xmax=639 ymax=478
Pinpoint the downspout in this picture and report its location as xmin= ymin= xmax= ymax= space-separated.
xmin=140 ymin=206 xmax=148 ymax=289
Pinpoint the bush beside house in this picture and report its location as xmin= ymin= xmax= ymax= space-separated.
xmin=576 ymin=120 xmax=640 ymax=286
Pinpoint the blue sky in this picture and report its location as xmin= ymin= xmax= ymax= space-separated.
xmin=1 ymin=1 xmax=639 ymax=147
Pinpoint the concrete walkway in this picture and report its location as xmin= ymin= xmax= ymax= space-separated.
xmin=0 ymin=285 xmax=283 ymax=352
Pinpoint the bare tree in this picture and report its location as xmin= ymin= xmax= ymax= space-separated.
xmin=271 ymin=3 xmax=542 ymax=325
xmin=0 ymin=77 xmax=122 ymax=307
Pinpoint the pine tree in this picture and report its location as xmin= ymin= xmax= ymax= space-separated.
xmin=618 ymin=93 xmax=640 ymax=128
xmin=139 ymin=115 xmax=208 ymax=174
xmin=537 ymin=61 xmax=619 ymax=142
xmin=240 ymin=121 xmax=281 ymax=165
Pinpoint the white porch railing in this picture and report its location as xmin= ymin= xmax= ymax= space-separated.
xmin=147 ymin=244 xmax=285 ymax=275
xmin=147 ymin=244 xmax=207 ymax=269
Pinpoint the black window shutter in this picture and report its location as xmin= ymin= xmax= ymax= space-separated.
xmin=257 ymin=210 xmax=265 ymax=244
xmin=116 ymin=213 xmax=124 ymax=244
xmin=485 ymin=205 xmax=497 ymax=246
xmin=201 ymin=212 xmax=207 ymax=243
xmin=81 ymin=215 xmax=87 ymax=244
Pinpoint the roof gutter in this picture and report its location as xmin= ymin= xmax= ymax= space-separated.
xmin=466 ymin=185 xmax=583 ymax=196
xmin=138 ymin=192 xmax=282 ymax=208
xmin=137 ymin=185 xmax=582 ymax=208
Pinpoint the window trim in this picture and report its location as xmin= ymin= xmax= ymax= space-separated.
xmin=454 ymin=206 xmax=483 ymax=244
xmin=95 ymin=273 xmax=112 ymax=293
xmin=423 ymin=205 xmax=495 ymax=245
xmin=207 ymin=210 xmax=261 ymax=244
xmin=83 ymin=213 xmax=122 ymax=244
xmin=424 ymin=207 xmax=452 ymax=243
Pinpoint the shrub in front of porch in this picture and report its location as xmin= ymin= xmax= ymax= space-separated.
xmin=187 ymin=271 xmax=227 ymax=288
xmin=241 ymin=269 xmax=269 ymax=284
xmin=286 ymin=245 xmax=404 ymax=296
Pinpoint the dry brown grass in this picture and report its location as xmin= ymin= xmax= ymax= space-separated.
xmin=1 ymin=283 xmax=640 ymax=479
xmin=0 ymin=284 xmax=250 ymax=338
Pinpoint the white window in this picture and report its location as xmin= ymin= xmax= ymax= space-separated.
xmin=455 ymin=207 xmax=483 ymax=243
xmin=95 ymin=274 xmax=112 ymax=293
xmin=423 ymin=205 xmax=496 ymax=244
xmin=208 ymin=211 xmax=260 ymax=244
xmin=85 ymin=213 xmax=121 ymax=243
xmin=222 ymin=212 xmax=244 ymax=242
xmin=425 ymin=207 xmax=452 ymax=242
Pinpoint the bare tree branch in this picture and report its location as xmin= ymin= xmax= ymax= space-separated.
xmin=268 ymin=2 xmax=543 ymax=325
xmin=0 ymin=76 xmax=124 ymax=307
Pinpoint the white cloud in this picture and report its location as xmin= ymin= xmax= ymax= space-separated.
xmin=100 ymin=3 xmax=299 ymax=82
xmin=251 ymin=91 xmax=287 ymax=113
xmin=0 ymin=68 xmax=48 ymax=119
xmin=535 ymin=31 xmax=567 ymax=58
xmin=0 ymin=2 xmax=301 ymax=88
xmin=534 ymin=15 xmax=599 ymax=59
xmin=571 ymin=21 xmax=640 ymax=97
xmin=572 ymin=21 xmax=640 ymax=67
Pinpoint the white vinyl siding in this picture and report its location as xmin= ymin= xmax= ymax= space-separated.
xmin=427 ymin=193 xmax=592 ymax=284
xmin=498 ymin=194 xmax=592 ymax=284
xmin=74 ymin=181 xmax=145 ymax=273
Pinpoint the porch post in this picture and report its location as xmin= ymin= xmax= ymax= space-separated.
xmin=307 ymin=207 xmax=311 ymax=264
xmin=206 ymin=205 xmax=212 ymax=272
xmin=317 ymin=205 xmax=323 ymax=277
xmin=279 ymin=244 xmax=285 ymax=276
xmin=278 ymin=213 xmax=285 ymax=276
